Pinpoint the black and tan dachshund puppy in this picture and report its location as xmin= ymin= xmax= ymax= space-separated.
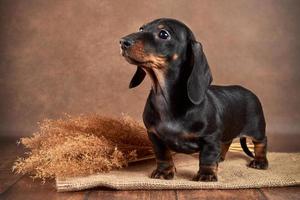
xmin=120 ymin=18 xmax=268 ymax=182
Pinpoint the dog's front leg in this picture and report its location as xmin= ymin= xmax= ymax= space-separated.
xmin=193 ymin=135 xmax=220 ymax=182
xmin=148 ymin=131 xmax=175 ymax=180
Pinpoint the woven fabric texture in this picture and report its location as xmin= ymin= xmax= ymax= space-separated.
xmin=56 ymin=152 xmax=300 ymax=192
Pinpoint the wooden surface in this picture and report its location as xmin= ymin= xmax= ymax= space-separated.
xmin=0 ymin=136 xmax=299 ymax=200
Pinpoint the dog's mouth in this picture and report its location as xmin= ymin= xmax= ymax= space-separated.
xmin=121 ymin=48 xmax=150 ymax=66
xmin=120 ymin=45 xmax=167 ymax=70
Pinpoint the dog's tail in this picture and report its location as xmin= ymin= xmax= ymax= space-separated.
xmin=240 ymin=137 xmax=254 ymax=158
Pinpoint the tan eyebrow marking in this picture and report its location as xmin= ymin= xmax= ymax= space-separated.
xmin=172 ymin=54 xmax=178 ymax=60
xmin=158 ymin=24 xmax=164 ymax=29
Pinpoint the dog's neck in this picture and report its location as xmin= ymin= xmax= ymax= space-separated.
xmin=144 ymin=67 xmax=166 ymax=95
xmin=145 ymin=60 xmax=192 ymax=118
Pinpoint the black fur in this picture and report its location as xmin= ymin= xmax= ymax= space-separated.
xmin=240 ymin=137 xmax=254 ymax=158
xmin=120 ymin=18 xmax=268 ymax=182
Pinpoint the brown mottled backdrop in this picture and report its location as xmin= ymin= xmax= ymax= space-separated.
xmin=0 ymin=0 xmax=300 ymax=138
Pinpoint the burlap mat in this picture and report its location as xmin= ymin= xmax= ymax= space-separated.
xmin=56 ymin=152 xmax=300 ymax=192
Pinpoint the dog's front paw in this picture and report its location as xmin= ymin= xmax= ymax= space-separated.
xmin=150 ymin=167 xmax=175 ymax=180
xmin=193 ymin=164 xmax=218 ymax=182
xmin=248 ymin=159 xmax=268 ymax=169
xmin=192 ymin=172 xmax=218 ymax=182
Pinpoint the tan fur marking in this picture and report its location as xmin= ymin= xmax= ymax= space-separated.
xmin=148 ymin=127 xmax=160 ymax=138
xmin=145 ymin=54 xmax=167 ymax=69
xmin=129 ymin=41 xmax=167 ymax=69
xmin=152 ymin=68 xmax=165 ymax=88
xmin=172 ymin=54 xmax=178 ymax=60
xmin=253 ymin=141 xmax=267 ymax=160
xmin=181 ymin=132 xmax=198 ymax=140
xmin=158 ymin=24 xmax=164 ymax=29
xmin=200 ymin=164 xmax=218 ymax=173
xmin=129 ymin=41 xmax=146 ymax=62
xmin=156 ymin=151 xmax=173 ymax=164
xmin=254 ymin=143 xmax=265 ymax=148
xmin=128 ymin=40 xmax=168 ymax=92
xmin=144 ymin=65 xmax=166 ymax=93
xmin=220 ymin=141 xmax=232 ymax=160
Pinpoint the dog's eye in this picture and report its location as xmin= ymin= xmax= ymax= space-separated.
xmin=158 ymin=30 xmax=170 ymax=39
xmin=139 ymin=27 xmax=144 ymax=32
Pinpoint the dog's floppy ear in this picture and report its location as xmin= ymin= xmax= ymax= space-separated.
xmin=187 ymin=41 xmax=213 ymax=105
xmin=129 ymin=66 xmax=146 ymax=88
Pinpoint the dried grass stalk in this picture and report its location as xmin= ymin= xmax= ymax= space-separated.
xmin=13 ymin=114 xmax=153 ymax=181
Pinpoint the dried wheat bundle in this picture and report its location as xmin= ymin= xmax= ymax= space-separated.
xmin=12 ymin=114 xmax=153 ymax=181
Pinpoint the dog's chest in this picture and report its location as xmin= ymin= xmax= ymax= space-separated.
xmin=154 ymin=120 xmax=200 ymax=154
xmin=145 ymin=94 xmax=201 ymax=153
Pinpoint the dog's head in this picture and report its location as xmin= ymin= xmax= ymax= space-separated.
xmin=120 ymin=18 xmax=212 ymax=105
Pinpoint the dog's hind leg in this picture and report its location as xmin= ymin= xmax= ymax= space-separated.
xmin=219 ymin=140 xmax=232 ymax=162
xmin=249 ymin=137 xmax=268 ymax=169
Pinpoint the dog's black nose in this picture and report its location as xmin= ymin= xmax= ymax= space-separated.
xmin=120 ymin=38 xmax=133 ymax=49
